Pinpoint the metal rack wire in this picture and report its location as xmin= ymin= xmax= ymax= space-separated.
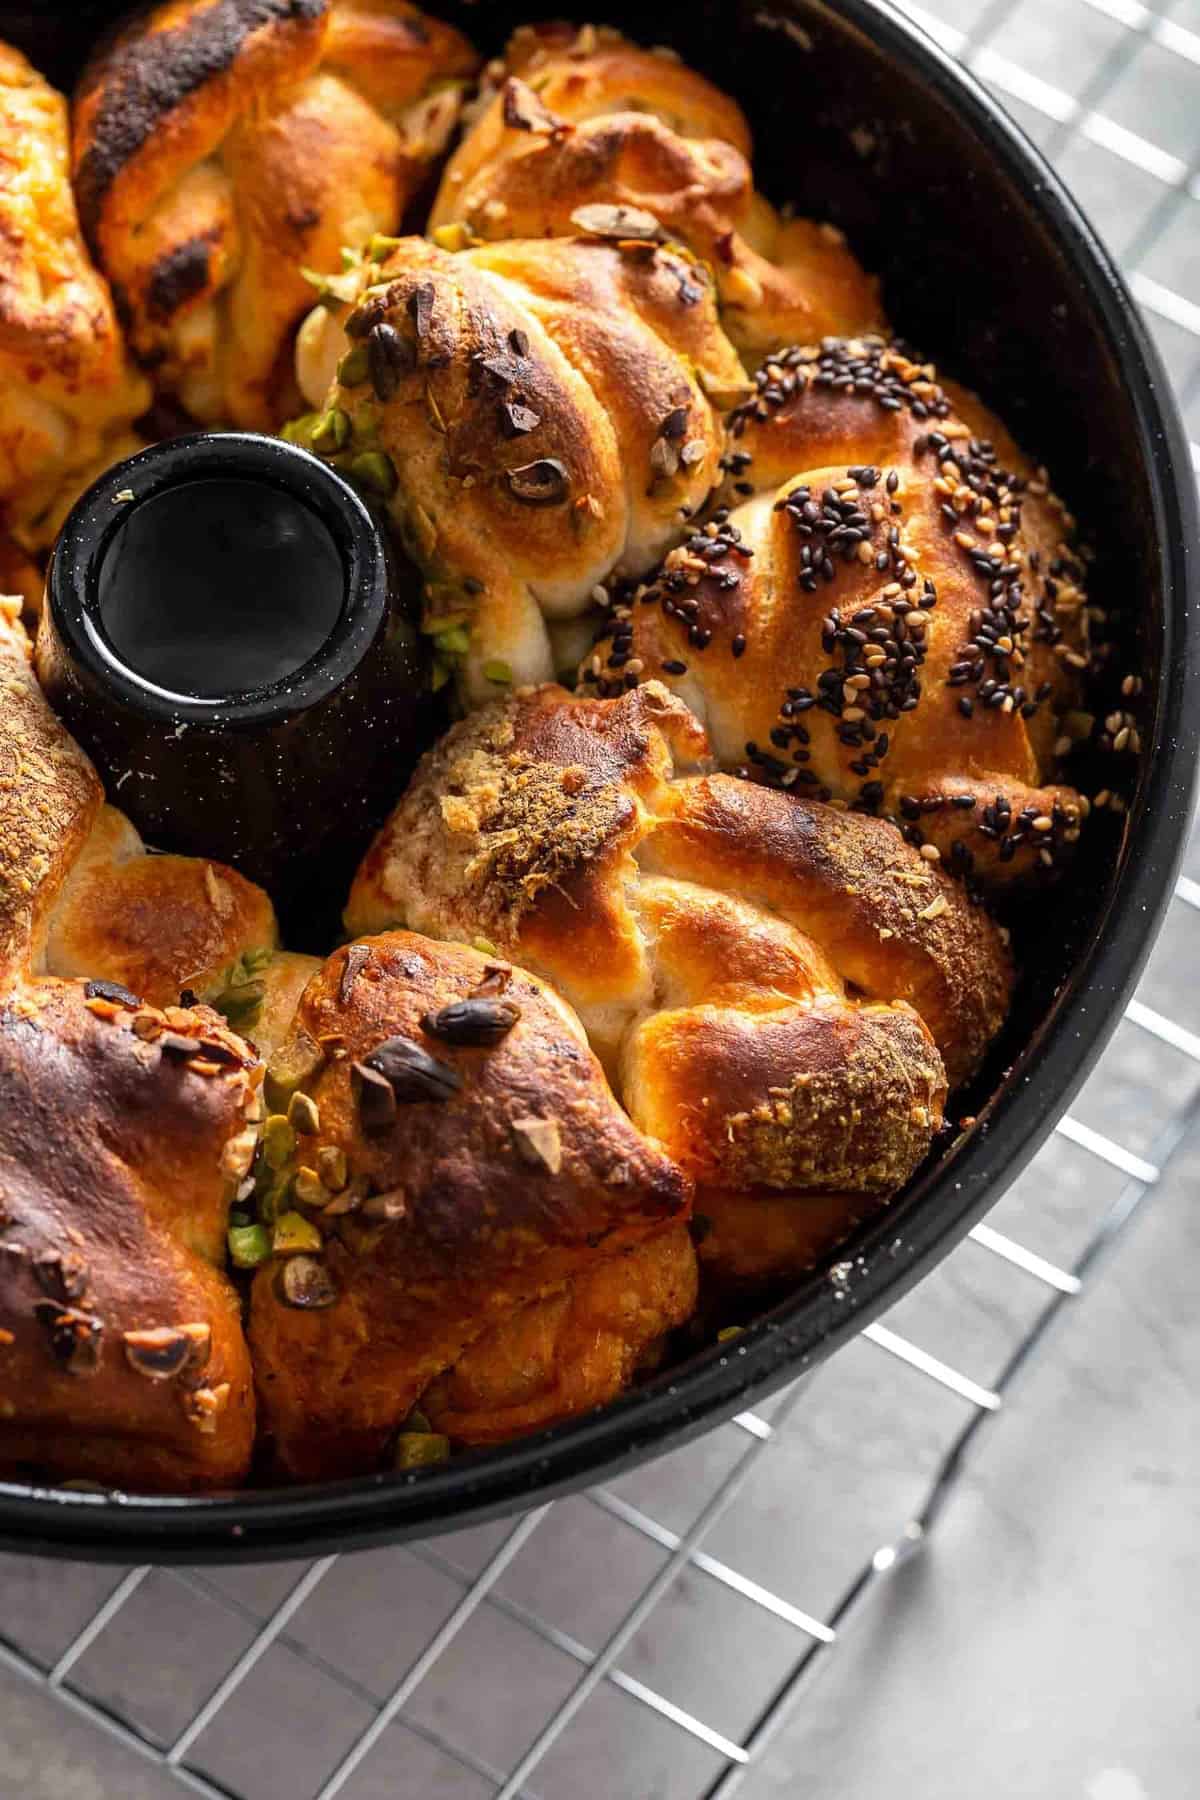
xmin=3 ymin=3 xmax=1200 ymax=1795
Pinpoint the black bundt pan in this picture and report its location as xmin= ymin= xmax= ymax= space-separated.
xmin=2 ymin=0 xmax=1197 ymax=1561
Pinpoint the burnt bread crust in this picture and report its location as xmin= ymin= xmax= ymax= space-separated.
xmin=0 ymin=979 xmax=259 ymax=1490
xmin=73 ymin=0 xmax=478 ymax=427
xmin=0 ymin=606 xmax=283 ymax=1490
xmin=249 ymin=932 xmax=692 ymax=1478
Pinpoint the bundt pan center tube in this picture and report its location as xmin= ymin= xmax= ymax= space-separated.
xmin=37 ymin=432 xmax=437 ymax=941
xmin=0 ymin=0 xmax=1195 ymax=1559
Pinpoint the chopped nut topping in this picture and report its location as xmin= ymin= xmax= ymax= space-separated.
xmin=511 ymin=1117 xmax=563 ymax=1174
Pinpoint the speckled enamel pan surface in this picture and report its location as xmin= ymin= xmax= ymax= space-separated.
xmin=1 ymin=0 xmax=1196 ymax=1560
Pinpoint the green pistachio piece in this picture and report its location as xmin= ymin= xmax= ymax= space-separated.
xmin=337 ymin=342 xmax=370 ymax=387
xmin=257 ymin=1170 xmax=293 ymax=1227
xmin=482 ymin=659 xmax=513 ymax=685
xmin=262 ymin=1114 xmax=297 ymax=1170
xmin=349 ymin=451 xmax=398 ymax=497
xmin=272 ymin=1211 xmax=324 ymax=1255
xmin=317 ymin=1145 xmax=348 ymax=1191
xmin=287 ymin=1091 xmax=321 ymax=1136
xmin=393 ymin=1431 xmax=450 ymax=1470
xmin=264 ymin=1034 xmax=326 ymax=1112
xmin=311 ymin=408 xmax=351 ymax=454
xmin=292 ymin=1166 xmax=325 ymax=1207
xmin=367 ymin=233 xmax=403 ymax=263
xmin=227 ymin=1223 xmax=271 ymax=1269
xmin=281 ymin=412 xmax=320 ymax=449
xmin=433 ymin=624 xmax=471 ymax=657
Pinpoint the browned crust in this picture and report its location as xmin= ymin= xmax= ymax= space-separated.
xmin=584 ymin=336 xmax=1091 ymax=889
xmin=0 ymin=608 xmax=102 ymax=973
xmin=250 ymin=931 xmax=690 ymax=1478
xmin=73 ymin=0 xmax=329 ymax=248
xmin=44 ymin=805 xmax=279 ymax=1008
xmin=428 ymin=24 xmax=881 ymax=359
xmin=641 ymin=774 xmax=1012 ymax=1088
xmin=314 ymin=235 xmax=744 ymax=691
xmin=421 ymin=1221 xmax=697 ymax=1446
xmin=0 ymin=979 xmax=259 ymax=1490
xmin=347 ymin=681 xmax=708 ymax=943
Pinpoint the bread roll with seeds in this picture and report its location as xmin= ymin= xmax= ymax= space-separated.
xmin=428 ymin=22 xmax=882 ymax=364
xmin=72 ymin=0 xmax=478 ymax=430
xmin=0 ymin=978 xmax=259 ymax=1489
xmin=248 ymin=932 xmax=693 ymax=1477
xmin=0 ymin=600 xmax=300 ymax=1487
xmin=0 ymin=43 xmax=148 ymax=550
xmin=293 ymin=232 xmax=747 ymax=697
xmin=347 ymin=684 xmax=1011 ymax=1283
xmin=582 ymin=337 xmax=1095 ymax=889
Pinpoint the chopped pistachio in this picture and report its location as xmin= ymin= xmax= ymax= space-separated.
xmin=264 ymin=1034 xmax=326 ymax=1111
xmin=431 ymin=222 xmax=477 ymax=252
xmin=227 ymin=1223 xmax=271 ymax=1268
xmin=281 ymin=412 xmax=320 ymax=449
xmin=393 ymin=1431 xmax=450 ymax=1469
xmin=339 ymin=244 xmax=363 ymax=270
xmin=717 ymin=1325 xmax=743 ymax=1342
xmin=311 ymin=407 xmax=351 ymax=454
xmin=257 ymin=1170 xmax=293 ymax=1226
xmin=317 ymin=1145 xmax=349 ymax=1191
xmin=292 ymin=1166 xmax=326 ymax=1207
xmin=273 ymin=1211 xmax=323 ymax=1255
xmin=433 ymin=623 xmax=471 ymax=657
xmin=367 ymin=233 xmax=402 ymax=263
xmin=349 ymin=451 xmax=398 ymax=497
xmin=262 ymin=1114 xmax=297 ymax=1170
xmin=287 ymin=1091 xmax=321 ymax=1135
xmin=482 ymin=659 xmax=513 ymax=685
xmin=337 ymin=342 xmax=370 ymax=387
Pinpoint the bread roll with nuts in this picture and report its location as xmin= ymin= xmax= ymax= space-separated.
xmin=348 ymin=684 xmax=1011 ymax=1283
xmin=249 ymin=932 xmax=693 ymax=1477
xmin=429 ymin=22 xmax=882 ymax=364
xmin=293 ymin=232 xmax=748 ymax=697
xmin=0 ymin=606 xmax=263 ymax=1488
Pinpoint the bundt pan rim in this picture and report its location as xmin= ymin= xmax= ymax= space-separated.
xmin=1 ymin=0 xmax=1197 ymax=1560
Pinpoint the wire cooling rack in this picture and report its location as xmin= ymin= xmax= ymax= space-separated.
xmin=4 ymin=3 xmax=1200 ymax=1796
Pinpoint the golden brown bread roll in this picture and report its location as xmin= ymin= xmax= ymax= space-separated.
xmin=248 ymin=932 xmax=693 ymax=1477
xmin=0 ymin=604 xmax=267 ymax=1488
xmin=0 ymin=978 xmax=259 ymax=1490
xmin=294 ymin=231 xmax=747 ymax=697
xmin=428 ymin=22 xmax=882 ymax=363
xmin=0 ymin=44 xmax=148 ymax=549
xmin=421 ymin=1224 xmax=697 ymax=1446
xmin=347 ymin=683 xmax=1011 ymax=1282
xmin=582 ymin=337 xmax=1094 ymax=888
xmin=73 ymin=0 xmax=478 ymax=428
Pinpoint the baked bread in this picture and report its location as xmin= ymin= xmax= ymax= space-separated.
xmin=582 ymin=337 xmax=1095 ymax=888
xmin=0 ymin=43 xmax=148 ymax=550
xmin=249 ymin=931 xmax=693 ymax=1477
xmin=0 ymin=604 xmax=267 ymax=1489
xmin=428 ymin=22 xmax=882 ymax=363
xmin=73 ymin=0 xmax=478 ymax=429
xmin=347 ymin=683 xmax=1011 ymax=1283
xmin=293 ymin=231 xmax=748 ymax=696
